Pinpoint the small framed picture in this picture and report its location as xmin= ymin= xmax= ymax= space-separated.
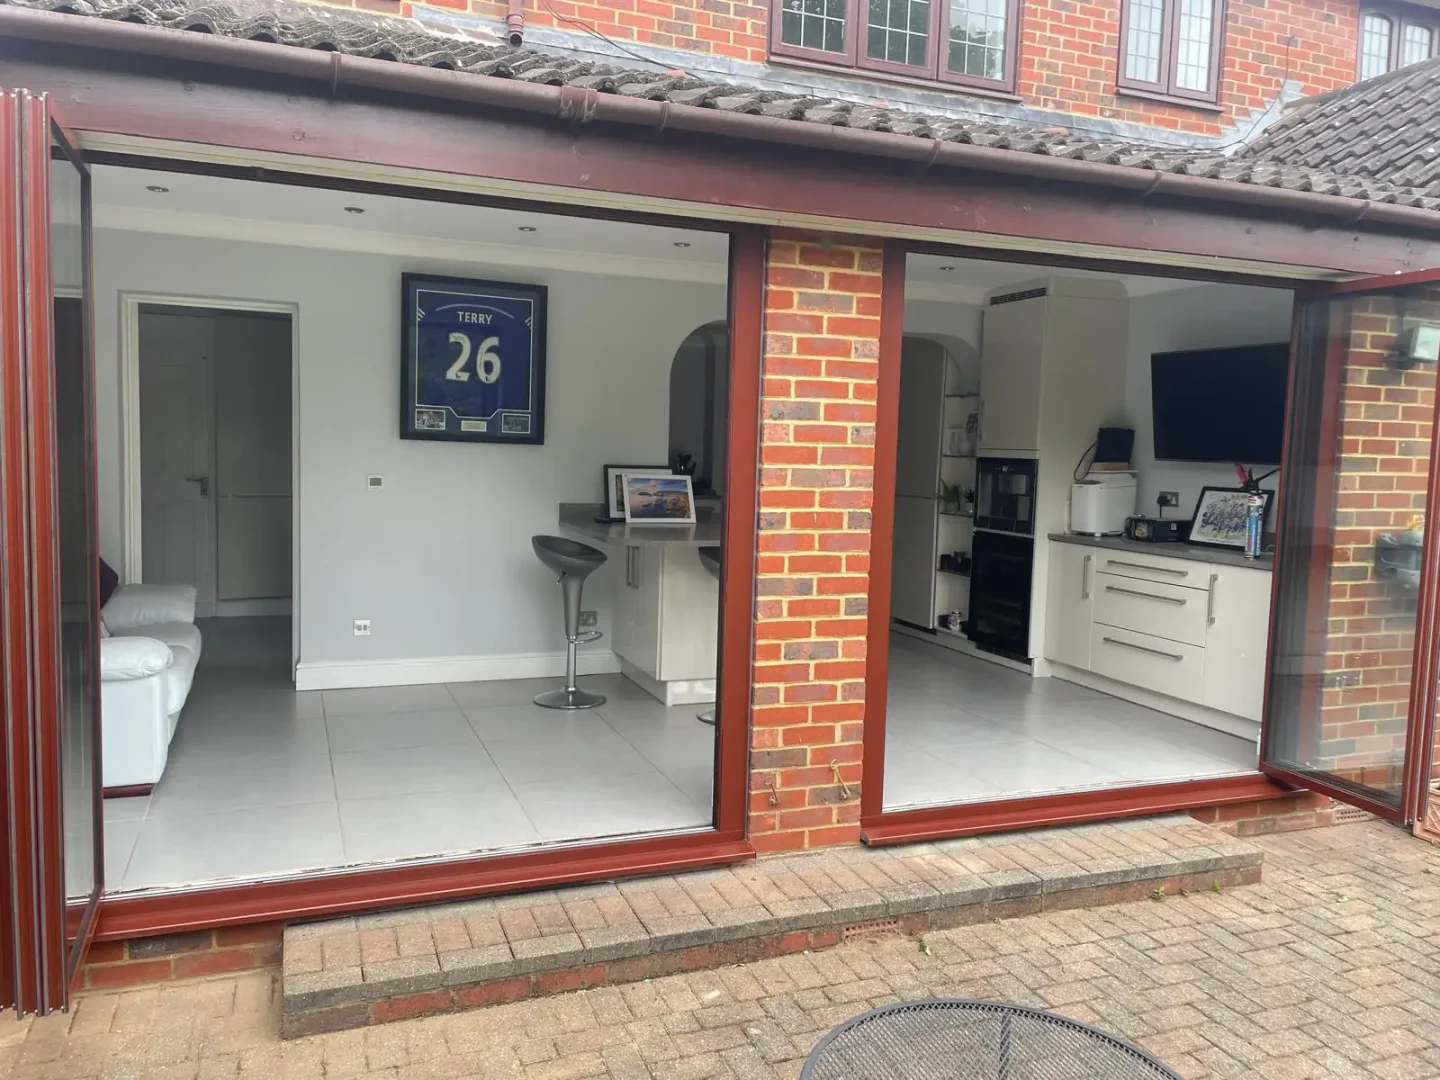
xmin=1188 ymin=486 xmax=1271 ymax=549
xmin=603 ymin=464 xmax=672 ymax=520
xmin=622 ymin=474 xmax=697 ymax=524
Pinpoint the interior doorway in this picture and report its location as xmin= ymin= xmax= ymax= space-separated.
xmin=136 ymin=304 xmax=293 ymax=619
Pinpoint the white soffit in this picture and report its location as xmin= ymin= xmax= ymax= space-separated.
xmin=80 ymin=133 xmax=1349 ymax=284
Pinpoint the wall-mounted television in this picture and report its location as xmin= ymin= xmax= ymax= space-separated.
xmin=1151 ymin=344 xmax=1289 ymax=464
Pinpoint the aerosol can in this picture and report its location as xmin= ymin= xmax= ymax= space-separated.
xmin=1233 ymin=464 xmax=1273 ymax=560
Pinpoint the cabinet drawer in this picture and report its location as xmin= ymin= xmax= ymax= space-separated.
xmin=1093 ymin=573 xmax=1207 ymax=646
xmin=1092 ymin=550 xmax=1205 ymax=589
xmin=1090 ymin=625 xmax=1204 ymax=703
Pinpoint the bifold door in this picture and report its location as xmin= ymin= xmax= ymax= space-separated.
xmin=1263 ymin=270 xmax=1440 ymax=825
xmin=0 ymin=89 xmax=103 ymax=1015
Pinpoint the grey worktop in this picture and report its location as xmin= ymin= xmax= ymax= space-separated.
xmin=559 ymin=503 xmax=723 ymax=548
xmin=1048 ymin=531 xmax=1274 ymax=570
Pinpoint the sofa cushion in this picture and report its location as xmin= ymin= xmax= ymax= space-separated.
xmin=102 ymin=584 xmax=198 ymax=631
xmin=123 ymin=621 xmax=202 ymax=660
xmin=100 ymin=636 xmax=173 ymax=680
xmin=162 ymin=637 xmax=201 ymax=717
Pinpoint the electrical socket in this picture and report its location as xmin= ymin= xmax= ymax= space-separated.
xmin=353 ymin=619 xmax=372 ymax=636
xmin=1157 ymin=491 xmax=1180 ymax=509
xmin=579 ymin=610 xmax=598 ymax=628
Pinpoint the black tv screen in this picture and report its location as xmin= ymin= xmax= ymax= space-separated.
xmin=1151 ymin=344 xmax=1288 ymax=464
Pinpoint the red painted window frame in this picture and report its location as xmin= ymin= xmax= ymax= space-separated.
xmin=769 ymin=0 xmax=1021 ymax=94
xmin=1115 ymin=0 xmax=1226 ymax=107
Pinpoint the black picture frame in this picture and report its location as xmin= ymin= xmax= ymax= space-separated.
xmin=400 ymin=272 xmax=548 ymax=444
xmin=602 ymin=463 xmax=672 ymax=520
xmin=1186 ymin=485 xmax=1272 ymax=550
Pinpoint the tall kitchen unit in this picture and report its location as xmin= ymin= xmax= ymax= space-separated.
xmin=975 ymin=278 xmax=1129 ymax=667
xmin=891 ymin=336 xmax=979 ymax=632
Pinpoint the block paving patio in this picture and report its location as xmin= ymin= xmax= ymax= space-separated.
xmin=2 ymin=818 xmax=1439 ymax=1078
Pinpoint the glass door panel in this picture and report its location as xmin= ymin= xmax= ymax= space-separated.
xmin=51 ymin=122 xmax=103 ymax=980
xmin=1264 ymin=277 xmax=1440 ymax=819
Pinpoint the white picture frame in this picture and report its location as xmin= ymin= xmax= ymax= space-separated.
xmin=622 ymin=473 xmax=697 ymax=524
xmin=603 ymin=465 xmax=672 ymax=519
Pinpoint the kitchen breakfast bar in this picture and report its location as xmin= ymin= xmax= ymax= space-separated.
xmin=558 ymin=503 xmax=722 ymax=706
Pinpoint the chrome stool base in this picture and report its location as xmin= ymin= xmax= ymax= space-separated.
xmin=696 ymin=708 xmax=716 ymax=725
xmin=535 ymin=686 xmax=607 ymax=710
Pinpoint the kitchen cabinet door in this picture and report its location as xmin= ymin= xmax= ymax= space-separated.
xmin=978 ymin=296 xmax=1045 ymax=453
xmin=614 ymin=544 xmax=662 ymax=677
xmin=1044 ymin=541 xmax=1094 ymax=670
xmin=1202 ymin=566 xmax=1273 ymax=722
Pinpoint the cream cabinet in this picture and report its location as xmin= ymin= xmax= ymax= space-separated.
xmin=1045 ymin=541 xmax=1094 ymax=671
xmin=1201 ymin=565 xmax=1273 ymax=722
xmin=612 ymin=543 xmax=719 ymax=684
xmin=1044 ymin=540 xmax=1271 ymax=725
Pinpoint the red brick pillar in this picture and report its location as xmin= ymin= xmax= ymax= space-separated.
xmin=748 ymin=230 xmax=886 ymax=853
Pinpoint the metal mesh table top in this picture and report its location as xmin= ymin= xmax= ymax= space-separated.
xmin=801 ymin=999 xmax=1182 ymax=1080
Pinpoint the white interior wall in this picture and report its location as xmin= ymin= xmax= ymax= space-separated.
xmin=1122 ymin=283 xmax=1293 ymax=516
xmin=93 ymin=227 xmax=726 ymax=677
xmin=903 ymin=298 xmax=982 ymax=393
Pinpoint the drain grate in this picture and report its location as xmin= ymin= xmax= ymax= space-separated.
xmin=843 ymin=919 xmax=900 ymax=941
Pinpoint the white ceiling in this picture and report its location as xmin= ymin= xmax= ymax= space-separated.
xmin=89 ymin=166 xmax=1236 ymax=298
xmin=91 ymin=165 xmax=732 ymax=281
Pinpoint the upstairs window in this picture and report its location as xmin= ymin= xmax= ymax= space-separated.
xmin=1360 ymin=5 xmax=1439 ymax=79
xmin=771 ymin=0 xmax=1021 ymax=93
xmin=1117 ymin=0 xmax=1225 ymax=105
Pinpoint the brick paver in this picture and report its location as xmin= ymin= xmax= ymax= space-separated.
xmin=4 ymin=819 xmax=1439 ymax=1078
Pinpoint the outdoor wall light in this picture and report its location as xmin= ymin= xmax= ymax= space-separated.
xmin=1390 ymin=324 xmax=1440 ymax=369
xmin=343 ymin=206 xmax=365 ymax=214
xmin=939 ymin=265 xmax=955 ymax=271
xmin=517 ymin=226 xmax=538 ymax=232
xmin=673 ymin=241 xmax=692 ymax=248
xmin=145 ymin=185 xmax=169 ymax=193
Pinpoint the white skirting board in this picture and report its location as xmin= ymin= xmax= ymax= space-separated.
xmin=294 ymin=649 xmax=622 ymax=691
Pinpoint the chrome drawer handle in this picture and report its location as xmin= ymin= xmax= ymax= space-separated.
xmin=1106 ymin=559 xmax=1188 ymax=577
xmin=1104 ymin=585 xmax=1186 ymax=605
xmin=1082 ymin=554 xmax=1092 ymax=600
xmin=1102 ymin=636 xmax=1184 ymax=662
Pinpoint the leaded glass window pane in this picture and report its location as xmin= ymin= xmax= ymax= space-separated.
xmin=1124 ymin=0 xmax=1164 ymax=83
xmin=1174 ymin=0 xmax=1214 ymax=91
xmin=1361 ymin=13 xmax=1394 ymax=79
xmin=867 ymin=0 xmax=931 ymax=66
xmin=781 ymin=0 xmax=849 ymax=53
xmin=1402 ymin=22 xmax=1433 ymax=66
xmin=947 ymin=0 xmax=1007 ymax=80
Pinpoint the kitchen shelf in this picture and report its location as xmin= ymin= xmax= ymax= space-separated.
xmin=935 ymin=624 xmax=967 ymax=638
xmin=942 ymin=454 xmax=976 ymax=460
xmin=944 ymin=394 xmax=979 ymax=399
xmin=939 ymin=510 xmax=975 ymax=519
xmin=936 ymin=567 xmax=970 ymax=578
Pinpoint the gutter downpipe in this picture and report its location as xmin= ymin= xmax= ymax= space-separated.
xmin=505 ymin=0 xmax=524 ymax=47
xmin=4 ymin=6 xmax=1440 ymax=236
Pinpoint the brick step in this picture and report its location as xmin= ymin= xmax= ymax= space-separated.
xmin=279 ymin=814 xmax=1263 ymax=1037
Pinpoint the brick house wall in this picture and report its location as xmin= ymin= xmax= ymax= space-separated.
xmin=747 ymin=231 xmax=880 ymax=853
xmin=1317 ymin=296 xmax=1436 ymax=794
xmin=332 ymin=0 xmax=1364 ymax=138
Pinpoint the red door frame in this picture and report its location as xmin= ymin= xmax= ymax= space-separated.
xmin=91 ymin=221 xmax=767 ymax=942
xmin=1257 ymin=269 xmax=1440 ymax=824
xmin=859 ymin=239 xmax=1305 ymax=847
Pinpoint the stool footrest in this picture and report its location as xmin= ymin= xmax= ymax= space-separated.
xmin=574 ymin=630 xmax=603 ymax=644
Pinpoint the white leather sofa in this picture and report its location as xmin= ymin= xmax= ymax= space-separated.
xmin=100 ymin=583 xmax=201 ymax=791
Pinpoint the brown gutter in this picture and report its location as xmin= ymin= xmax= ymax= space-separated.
xmin=6 ymin=5 xmax=1440 ymax=236
xmin=505 ymin=0 xmax=524 ymax=47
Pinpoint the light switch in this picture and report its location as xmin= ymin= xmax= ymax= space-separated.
xmin=366 ymin=474 xmax=384 ymax=490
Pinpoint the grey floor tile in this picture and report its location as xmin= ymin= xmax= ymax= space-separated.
xmin=122 ymin=801 xmax=345 ymax=890
xmin=330 ymin=743 xmax=504 ymax=800
xmin=102 ymin=795 xmax=149 ymax=823
xmin=147 ymin=751 xmax=336 ymax=816
xmin=104 ymin=818 xmax=143 ymax=886
xmin=447 ymin=678 xmax=556 ymax=709
xmin=463 ymin=702 xmax=615 ymax=744
xmin=339 ymin=788 xmax=541 ymax=863
xmin=483 ymin=726 xmax=659 ymax=784
xmin=510 ymin=770 xmax=708 ymax=843
xmin=322 ymin=683 xmax=457 ymax=717
xmin=325 ymin=708 xmax=481 ymax=752
xmin=170 ymin=714 xmax=331 ymax=759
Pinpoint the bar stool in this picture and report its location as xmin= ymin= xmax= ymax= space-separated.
xmin=532 ymin=535 xmax=608 ymax=710
xmin=696 ymin=546 xmax=721 ymax=726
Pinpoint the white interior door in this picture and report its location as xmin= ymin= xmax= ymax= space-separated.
xmin=139 ymin=310 xmax=215 ymax=607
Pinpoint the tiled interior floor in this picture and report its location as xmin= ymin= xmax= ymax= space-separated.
xmin=884 ymin=633 xmax=1259 ymax=810
xmin=103 ymin=617 xmax=716 ymax=893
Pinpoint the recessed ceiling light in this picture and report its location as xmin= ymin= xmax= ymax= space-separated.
xmin=939 ymin=265 xmax=956 ymax=272
xmin=518 ymin=226 xmax=538 ymax=232
xmin=673 ymin=241 xmax=692 ymax=248
xmin=145 ymin=185 xmax=169 ymax=194
xmin=343 ymin=206 xmax=365 ymax=215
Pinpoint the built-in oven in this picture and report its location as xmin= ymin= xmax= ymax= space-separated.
xmin=966 ymin=529 xmax=1035 ymax=660
xmin=975 ymin=457 xmax=1038 ymax=536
